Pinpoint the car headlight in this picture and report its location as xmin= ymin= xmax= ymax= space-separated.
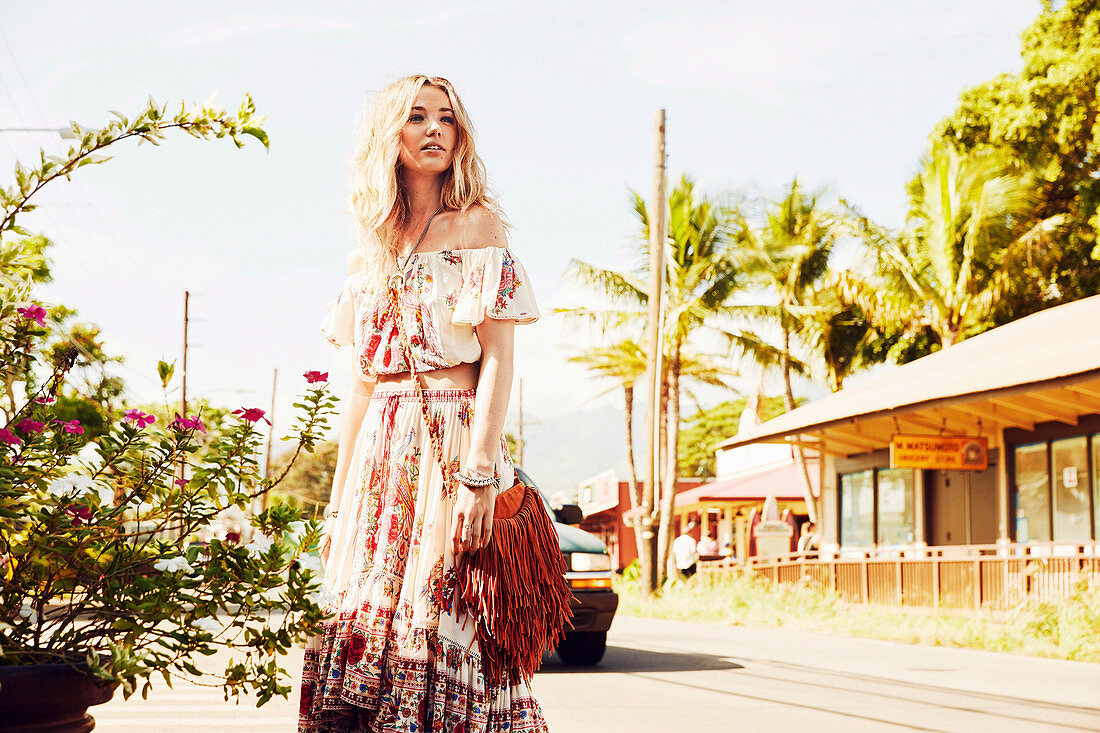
xmin=570 ymin=553 xmax=612 ymax=572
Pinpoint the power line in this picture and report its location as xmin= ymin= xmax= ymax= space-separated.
xmin=0 ymin=73 xmax=175 ymax=314
xmin=0 ymin=27 xmax=175 ymax=295
xmin=0 ymin=72 xmax=171 ymax=352
xmin=0 ymin=33 xmax=221 ymax=413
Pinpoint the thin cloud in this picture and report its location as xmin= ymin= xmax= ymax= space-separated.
xmin=615 ymin=2 xmax=1019 ymax=99
xmin=154 ymin=15 xmax=358 ymax=49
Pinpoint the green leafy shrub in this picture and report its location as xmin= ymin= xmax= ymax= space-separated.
xmin=0 ymin=95 xmax=336 ymax=705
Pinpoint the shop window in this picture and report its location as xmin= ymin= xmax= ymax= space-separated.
xmin=1094 ymin=435 xmax=1100 ymax=540
xmin=876 ymin=468 xmax=915 ymax=546
xmin=839 ymin=470 xmax=874 ymax=546
xmin=1052 ymin=437 xmax=1091 ymax=541
xmin=1014 ymin=443 xmax=1049 ymax=542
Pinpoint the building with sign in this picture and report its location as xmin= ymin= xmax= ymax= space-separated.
xmin=673 ymin=456 xmax=815 ymax=559
xmin=715 ymin=295 xmax=1100 ymax=556
xmin=576 ymin=471 xmax=707 ymax=571
xmin=577 ymin=459 xmax=814 ymax=568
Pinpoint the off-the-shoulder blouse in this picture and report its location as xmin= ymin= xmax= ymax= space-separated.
xmin=320 ymin=246 xmax=539 ymax=381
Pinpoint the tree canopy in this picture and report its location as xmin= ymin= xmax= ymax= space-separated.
xmin=931 ymin=0 xmax=1100 ymax=317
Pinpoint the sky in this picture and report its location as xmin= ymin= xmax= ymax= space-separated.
xmin=1 ymin=0 xmax=1042 ymax=463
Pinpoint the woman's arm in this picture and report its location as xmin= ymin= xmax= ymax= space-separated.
xmin=321 ymin=247 xmax=373 ymax=559
xmin=451 ymin=313 xmax=515 ymax=556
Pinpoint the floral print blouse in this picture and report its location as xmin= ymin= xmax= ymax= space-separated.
xmin=320 ymin=246 xmax=539 ymax=381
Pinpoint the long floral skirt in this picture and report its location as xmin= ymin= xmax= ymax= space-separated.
xmin=299 ymin=387 xmax=550 ymax=733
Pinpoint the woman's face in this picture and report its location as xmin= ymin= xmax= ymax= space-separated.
xmin=397 ymin=85 xmax=458 ymax=176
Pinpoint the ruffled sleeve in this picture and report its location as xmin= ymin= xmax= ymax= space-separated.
xmin=319 ymin=272 xmax=364 ymax=348
xmin=452 ymin=247 xmax=540 ymax=326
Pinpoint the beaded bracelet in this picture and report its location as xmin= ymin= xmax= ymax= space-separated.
xmin=454 ymin=468 xmax=499 ymax=490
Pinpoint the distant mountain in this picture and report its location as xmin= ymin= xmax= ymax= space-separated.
xmin=515 ymin=403 xmax=629 ymax=502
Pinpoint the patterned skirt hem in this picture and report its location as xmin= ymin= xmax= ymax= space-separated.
xmin=301 ymin=615 xmax=549 ymax=732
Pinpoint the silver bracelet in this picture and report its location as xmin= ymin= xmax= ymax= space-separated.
xmin=454 ymin=468 xmax=499 ymax=490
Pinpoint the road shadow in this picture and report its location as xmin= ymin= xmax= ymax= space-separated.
xmin=538 ymin=645 xmax=743 ymax=675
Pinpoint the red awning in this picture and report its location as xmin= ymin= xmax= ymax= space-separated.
xmin=674 ymin=461 xmax=818 ymax=507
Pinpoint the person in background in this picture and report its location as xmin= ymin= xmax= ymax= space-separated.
xmin=672 ymin=520 xmax=700 ymax=578
xmin=797 ymin=521 xmax=820 ymax=553
xmin=697 ymin=532 xmax=720 ymax=558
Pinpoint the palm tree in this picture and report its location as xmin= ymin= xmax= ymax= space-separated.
xmin=568 ymin=340 xmax=737 ymax=559
xmin=559 ymin=175 xmax=742 ymax=588
xmin=731 ymin=178 xmax=840 ymax=404
xmin=728 ymin=178 xmax=844 ymax=522
xmin=844 ymin=141 xmax=1066 ymax=349
xmin=800 ymin=277 xmax=881 ymax=392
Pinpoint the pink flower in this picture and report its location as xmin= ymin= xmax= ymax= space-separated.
xmin=232 ymin=408 xmax=271 ymax=426
xmin=122 ymin=409 xmax=156 ymax=429
xmin=174 ymin=477 xmax=189 ymax=488
xmin=0 ymin=428 xmax=22 ymax=447
xmin=225 ymin=531 xmax=241 ymax=544
xmin=53 ymin=419 xmax=84 ymax=436
xmin=16 ymin=305 xmax=47 ymax=326
xmin=33 ymin=394 xmax=56 ymax=405
xmin=15 ymin=419 xmax=44 ymax=435
xmin=66 ymin=504 xmax=93 ymax=527
xmin=303 ymin=370 xmax=328 ymax=384
xmin=171 ymin=413 xmax=206 ymax=434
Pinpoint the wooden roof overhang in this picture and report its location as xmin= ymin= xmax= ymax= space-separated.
xmin=716 ymin=296 xmax=1100 ymax=458
xmin=755 ymin=373 xmax=1100 ymax=457
xmin=674 ymin=498 xmax=808 ymax=516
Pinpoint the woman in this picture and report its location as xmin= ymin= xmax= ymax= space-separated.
xmin=299 ymin=75 xmax=547 ymax=732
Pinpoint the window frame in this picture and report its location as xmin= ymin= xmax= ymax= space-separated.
xmin=1010 ymin=432 xmax=1099 ymax=543
xmin=837 ymin=464 xmax=915 ymax=548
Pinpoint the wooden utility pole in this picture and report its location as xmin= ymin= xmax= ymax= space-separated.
xmin=181 ymin=290 xmax=189 ymax=418
xmin=175 ymin=290 xmax=191 ymax=539
xmin=641 ymin=109 xmax=667 ymax=594
xmin=262 ymin=368 xmax=277 ymax=510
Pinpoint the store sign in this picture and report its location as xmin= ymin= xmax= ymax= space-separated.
xmin=890 ymin=434 xmax=989 ymax=471
xmin=577 ymin=469 xmax=619 ymax=514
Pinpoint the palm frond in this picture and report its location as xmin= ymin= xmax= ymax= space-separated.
xmin=564 ymin=259 xmax=648 ymax=304
xmin=554 ymin=305 xmax=646 ymax=335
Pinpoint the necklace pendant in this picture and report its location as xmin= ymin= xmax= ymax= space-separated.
xmin=388 ymin=273 xmax=404 ymax=291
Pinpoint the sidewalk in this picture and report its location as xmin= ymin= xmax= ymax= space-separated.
xmin=92 ymin=646 xmax=303 ymax=733
xmin=534 ymin=615 xmax=1100 ymax=732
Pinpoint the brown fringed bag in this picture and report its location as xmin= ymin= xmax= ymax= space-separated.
xmin=387 ymin=268 xmax=573 ymax=689
xmin=450 ymin=478 xmax=573 ymax=687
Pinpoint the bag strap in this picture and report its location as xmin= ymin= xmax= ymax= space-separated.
xmin=387 ymin=207 xmax=456 ymax=493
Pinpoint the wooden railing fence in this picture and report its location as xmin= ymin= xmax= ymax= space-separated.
xmin=700 ymin=542 xmax=1100 ymax=611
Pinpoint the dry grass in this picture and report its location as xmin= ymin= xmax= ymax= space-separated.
xmin=615 ymin=570 xmax=1100 ymax=662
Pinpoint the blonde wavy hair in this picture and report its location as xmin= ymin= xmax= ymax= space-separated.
xmin=349 ymin=74 xmax=503 ymax=289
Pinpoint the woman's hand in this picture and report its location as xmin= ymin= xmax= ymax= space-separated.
xmin=451 ymin=481 xmax=497 ymax=556
xmin=319 ymin=531 xmax=332 ymax=564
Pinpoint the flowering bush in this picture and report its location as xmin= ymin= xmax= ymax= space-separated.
xmin=0 ymin=358 xmax=337 ymax=703
xmin=0 ymin=95 xmax=337 ymax=705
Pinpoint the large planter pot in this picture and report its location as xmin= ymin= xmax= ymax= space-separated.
xmin=0 ymin=662 xmax=117 ymax=733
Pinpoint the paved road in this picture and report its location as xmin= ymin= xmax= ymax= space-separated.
xmin=92 ymin=615 xmax=1100 ymax=732
xmin=537 ymin=616 xmax=1100 ymax=732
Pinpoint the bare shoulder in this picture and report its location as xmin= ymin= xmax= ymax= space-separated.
xmin=345 ymin=246 xmax=367 ymax=277
xmin=450 ymin=203 xmax=509 ymax=250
